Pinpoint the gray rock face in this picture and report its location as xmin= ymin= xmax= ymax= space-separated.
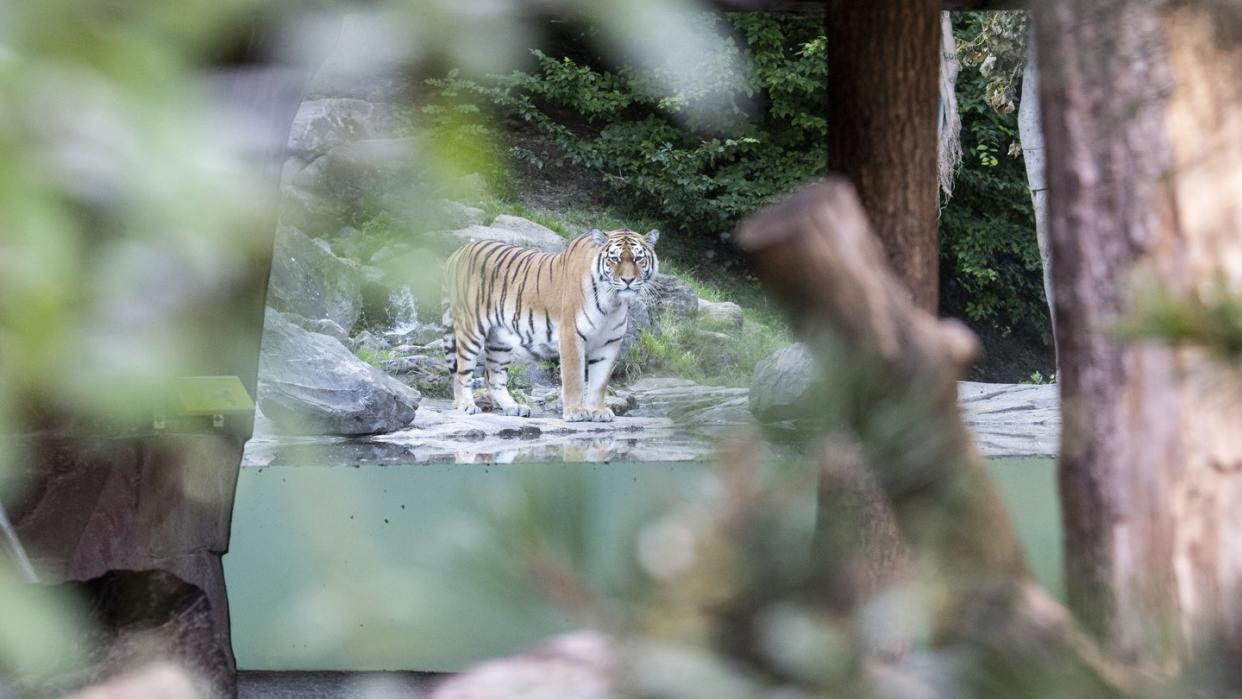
xmin=748 ymin=343 xmax=816 ymax=423
xmin=622 ymin=274 xmax=700 ymax=360
xmin=648 ymin=274 xmax=699 ymax=325
xmin=958 ymin=382 xmax=1060 ymax=457
xmin=287 ymin=98 xmax=396 ymax=162
xmin=267 ymin=227 xmax=363 ymax=331
xmin=282 ymin=137 xmax=421 ymax=236
xmin=283 ymin=313 xmax=351 ymax=347
xmin=442 ymin=201 xmax=487 ymax=227
xmin=383 ymin=354 xmax=450 ymax=398
xmin=698 ymin=298 xmax=744 ymax=331
xmin=448 ymin=222 xmax=567 ymax=253
xmin=258 ymin=309 xmax=420 ymax=435
xmin=626 ymin=377 xmax=750 ymax=426
xmin=303 ymin=11 xmax=416 ymax=102
xmin=490 ymin=214 xmax=564 ymax=241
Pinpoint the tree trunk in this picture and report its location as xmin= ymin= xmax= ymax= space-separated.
xmin=1037 ymin=0 xmax=1242 ymax=675
xmin=825 ymin=0 xmax=942 ymax=313
xmin=1017 ymin=35 xmax=1053 ymax=341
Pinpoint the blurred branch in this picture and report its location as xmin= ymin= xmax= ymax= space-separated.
xmin=736 ymin=179 xmax=1128 ymax=692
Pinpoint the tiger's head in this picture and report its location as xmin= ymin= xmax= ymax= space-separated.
xmin=590 ymin=228 xmax=660 ymax=297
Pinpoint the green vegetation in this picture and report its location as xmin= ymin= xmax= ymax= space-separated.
xmin=616 ymin=302 xmax=789 ymax=387
xmin=354 ymin=346 xmax=398 ymax=367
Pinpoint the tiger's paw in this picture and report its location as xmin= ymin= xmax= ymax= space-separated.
xmin=563 ymin=408 xmax=592 ymax=422
xmin=590 ymin=408 xmax=615 ymax=423
xmin=457 ymin=404 xmax=482 ymax=415
xmin=501 ymin=405 xmax=532 ymax=417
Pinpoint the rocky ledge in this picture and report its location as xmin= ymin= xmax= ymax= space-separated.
xmin=243 ymin=369 xmax=1059 ymax=467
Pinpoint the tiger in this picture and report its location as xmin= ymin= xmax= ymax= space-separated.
xmin=443 ymin=228 xmax=659 ymax=422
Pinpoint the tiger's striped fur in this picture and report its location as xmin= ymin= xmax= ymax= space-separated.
xmin=443 ymin=228 xmax=659 ymax=422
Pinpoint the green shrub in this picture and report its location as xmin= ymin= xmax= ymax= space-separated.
xmin=424 ymin=13 xmax=826 ymax=245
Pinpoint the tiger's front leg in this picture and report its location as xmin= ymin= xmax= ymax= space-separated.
xmin=585 ymin=342 xmax=622 ymax=422
xmin=558 ymin=323 xmax=592 ymax=422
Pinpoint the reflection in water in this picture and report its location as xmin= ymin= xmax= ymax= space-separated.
xmin=246 ymin=431 xmax=717 ymax=466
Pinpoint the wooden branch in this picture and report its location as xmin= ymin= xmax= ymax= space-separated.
xmin=738 ymin=178 xmax=1132 ymax=691
xmin=737 ymin=177 xmax=1023 ymax=621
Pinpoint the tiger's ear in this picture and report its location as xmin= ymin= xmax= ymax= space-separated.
xmin=645 ymin=229 xmax=661 ymax=247
xmin=589 ymin=229 xmax=607 ymax=246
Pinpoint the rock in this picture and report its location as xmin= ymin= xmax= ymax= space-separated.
xmin=958 ymin=382 xmax=1060 ymax=458
xmin=286 ymin=98 xmax=396 ymax=162
xmin=537 ymin=389 xmax=633 ymax=417
xmin=748 ymin=343 xmax=816 ymax=423
xmin=267 ymin=227 xmax=363 ymax=330
xmin=509 ymin=360 xmax=558 ymax=391
xmin=441 ymin=201 xmax=487 ymax=227
xmin=648 ymin=274 xmax=698 ymax=325
xmin=626 ymin=377 xmax=750 ymax=426
xmin=620 ymin=274 xmax=700 ymax=369
xmin=283 ymin=313 xmax=350 ymax=347
xmin=351 ymin=329 xmax=390 ymax=354
xmin=490 ymin=214 xmax=564 ymax=241
xmin=328 ymin=225 xmax=373 ymax=262
xmin=30 ymin=570 xmax=231 ymax=697
xmin=387 ymin=324 xmax=445 ymax=347
xmin=428 ymin=631 xmax=615 ymax=699
xmin=281 ymin=137 xmax=423 ymax=237
xmin=10 ymin=434 xmax=245 ymax=697
xmin=258 ymin=309 xmax=420 ymax=435
xmin=304 ymin=11 xmax=418 ymax=102
xmin=686 ymin=329 xmax=741 ymax=376
xmin=697 ymin=298 xmax=744 ymax=331
xmin=383 ymin=354 xmax=451 ymax=399
xmin=448 ymin=223 xmax=566 ymax=253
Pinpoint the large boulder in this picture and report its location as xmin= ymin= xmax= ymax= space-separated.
xmin=383 ymin=354 xmax=451 ymax=399
xmin=648 ymin=274 xmax=699 ymax=325
xmin=267 ymin=227 xmax=364 ymax=330
xmin=286 ymin=98 xmax=397 ymax=162
xmin=625 ymin=377 xmax=750 ymax=425
xmin=29 ymin=570 xmax=231 ymax=697
xmin=447 ymin=221 xmax=567 ymax=253
xmin=621 ymin=274 xmax=699 ymax=360
xmin=281 ymin=137 xmax=423 ymax=236
xmin=748 ymin=343 xmax=816 ymax=423
xmin=697 ymin=298 xmax=744 ymax=331
xmin=258 ymin=309 xmax=420 ymax=435
xmin=303 ymin=11 xmax=417 ymax=103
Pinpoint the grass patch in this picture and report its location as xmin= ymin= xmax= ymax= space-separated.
xmin=618 ymin=312 xmax=789 ymax=388
xmin=355 ymin=346 xmax=398 ymax=367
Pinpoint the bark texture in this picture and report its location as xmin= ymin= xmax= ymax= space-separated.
xmin=826 ymin=0 xmax=943 ymax=312
xmin=1037 ymin=0 xmax=1242 ymax=674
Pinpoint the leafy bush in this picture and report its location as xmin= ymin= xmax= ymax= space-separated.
xmin=424 ymin=13 xmax=826 ymax=245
